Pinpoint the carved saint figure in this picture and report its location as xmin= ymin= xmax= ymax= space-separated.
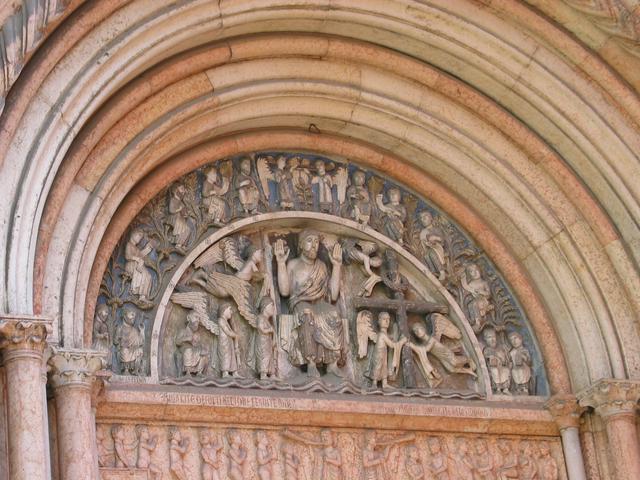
xmin=312 ymin=160 xmax=334 ymax=212
xmin=418 ymin=211 xmax=447 ymax=281
xmin=167 ymin=184 xmax=192 ymax=250
xmin=227 ymin=429 xmax=247 ymax=480
xmin=255 ymin=430 xmax=277 ymax=480
xmin=255 ymin=297 xmax=277 ymax=380
xmin=461 ymin=263 xmax=493 ymax=332
xmin=449 ymin=437 xmax=474 ymax=480
xmin=404 ymin=445 xmax=425 ymax=480
xmin=495 ymin=439 xmax=519 ymax=479
xmin=235 ymin=157 xmax=261 ymax=215
xmin=97 ymin=427 xmax=114 ymax=467
xmin=175 ymin=311 xmax=210 ymax=376
xmin=537 ymin=442 xmax=559 ymax=480
xmin=217 ymin=302 xmax=240 ymax=377
xmin=508 ymin=331 xmax=532 ymax=395
xmin=111 ymin=424 xmax=136 ymax=468
xmin=346 ymin=169 xmax=372 ymax=224
xmin=275 ymin=155 xmax=295 ymax=209
xmin=202 ymin=165 xmax=230 ymax=224
xmin=114 ymin=308 xmax=145 ymax=375
xmin=169 ymin=426 xmax=190 ymax=480
xmin=93 ymin=304 xmax=111 ymax=367
xmin=275 ymin=230 xmax=344 ymax=377
xmin=473 ymin=440 xmax=494 ymax=480
xmin=426 ymin=437 xmax=449 ymax=480
xmin=482 ymin=328 xmax=511 ymax=394
xmin=200 ymin=429 xmax=224 ymax=480
xmin=124 ymin=228 xmax=154 ymax=301
xmin=358 ymin=311 xmax=406 ymax=389
xmin=136 ymin=425 xmax=161 ymax=480
xmin=376 ymin=187 xmax=407 ymax=244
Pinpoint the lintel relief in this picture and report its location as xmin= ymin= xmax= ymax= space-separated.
xmin=96 ymin=152 xmax=548 ymax=399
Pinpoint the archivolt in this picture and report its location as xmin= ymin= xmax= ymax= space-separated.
xmin=1 ymin=1 xmax=639 ymax=394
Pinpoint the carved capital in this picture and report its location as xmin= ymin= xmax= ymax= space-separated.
xmin=0 ymin=315 xmax=52 ymax=358
xmin=48 ymin=348 xmax=107 ymax=390
xmin=545 ymin=394 xmax=585 ymax=430
xmin=578 ymin=379 xmax=640 ymax=420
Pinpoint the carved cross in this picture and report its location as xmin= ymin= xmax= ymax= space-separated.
xmin=352 ymin=295 xmax=448 ymax=388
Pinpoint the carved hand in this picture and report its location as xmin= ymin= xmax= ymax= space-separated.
xmin=330 ymin=243 xmax=343 ymax=266
xmin=274 ymin=239 xmax=290 ymax=263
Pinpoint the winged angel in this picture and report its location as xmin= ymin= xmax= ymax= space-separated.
xmin=257 ymin=155 xmax=348 ymax=213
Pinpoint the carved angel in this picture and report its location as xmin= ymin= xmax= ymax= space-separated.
xmin=357 ymin=311 xmax=407 ymax=389
xmin=257 ymin=155 xmax=296 ymax=209
xmin=310 ymin=160 xmax=348 ymax=213
xmin=341 ymin=238 xmax=383 ymax=297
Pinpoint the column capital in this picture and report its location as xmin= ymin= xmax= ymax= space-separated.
xmin=48 ymin=348 xmax=107 ymax=389
xmin=578 ymin=379 xmax=640 ymax=419
xmin=0 ymin=315 xmax=52 ymax=358
xmin=545 ymin=394 xmax=586 ymax=430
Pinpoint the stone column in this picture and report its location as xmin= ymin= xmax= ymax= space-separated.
xmin=0 ymin=315 xmax=51 ymax=480
xmin=48 ymin=349 xmax=106 ymax=480
xmin=578 ymin=379 xmax=640 ymax=480
xmin=545 ymin=394 xmax=587 ymax=480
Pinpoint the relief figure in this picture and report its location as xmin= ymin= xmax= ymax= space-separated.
xmin=227 ymin=429 xmax=247 ymax=480
xmin=169 ymin=426 xmax=190 ymax=480
xmin=200 ymin=429 xmax=225 ymax=480
xmin=166 ymin=185 xmax=192 ymax=250
xmin=426 ymin=437 xmax=449 ymax=480
xmin=255 ymin=297 xmax=277 ymax=380
xmin=537 ymin=442 xmax=559 ymax=480
xmin=111 ymin=424 xmax=136 ymax=468
xmin=508 ymin=331 xmax=532 ymax=395
xmin=404 ymin=445 xmax=425 ymax=480
xmin=235 ymin=157 xmax=261 ymax=215
xmin=483 ymin=328 xmax=511 ymax=395
xmin=282 ymin=442 xmax=301 ymax=480
xmin=202 ymin=166 xmax=230 ymax=224
xmin=376 ymin=187 xmax=407 ymax=244
xmin=93 ymin=304 xmax=111 ymax=367
xmin=136 ymin=425 xmax=161 ymax=480
xmin=256 ymin=430 xmax=277 ymax=480
xmin=175 ymin=311 xmax=210 ymax=377
xmin=461 ymin=263 xmax=493 ymax=333
xmin=275 ymin=230 xmax=344 ymax=377
xmin=124 ymin=228 xmax=154 ymax=301
xmin=448 ymin=438 xmax=474 ymax=480
xmin=282 ymin=428 xmax=343 ymax=480
xmin=345 ymin=169 xmax=372 ymax=224
xmin=362 ymin=431 xmax=394 ymax=480
xmin=341 ymin=239 xmax=382 ymax=297
xmin=518 ymin=442 xmax=538 ymax=480
xmin=97 ymin=427 xmax=114 ymax=467
xmin=217 ymin=303 xmax=240 ymax=377
xmin=495 ymin=439 xmax=519 ymax=479
xmin=473 ymin=440 xmax=494 ymax=480
xmin=114 ymin=308 xmax=145 ymax=375
xmin=418 ymin=211 xmax=447 ymax=281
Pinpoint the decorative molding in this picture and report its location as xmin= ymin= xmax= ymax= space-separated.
xmin=545 ymin=394 xmax=585 ymax=430
xmin=0 ymin=315 xmax=51 ymax=355
xmin=578 ymin=378 xmax=640 ymax=419
xmin=562 ymin=0 xmax=640 ymax=43
xmin=47 ymin=347 xmax=106 ymax=388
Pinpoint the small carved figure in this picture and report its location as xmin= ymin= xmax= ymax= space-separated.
xmin=341 ymin=238 xmax=382 ymax=297
xmin=482 ymin=328 xmax=511 ymax=394
xmin=167 ymin=184 xmax=192 ymax=250
xmin=448 ymin=438 xmax=474 ymax=480
xmin=111 ymin=424 xmax=136 ymax=468
xmin=537 ymin=442 xmax=559 ymax=480
xmin=473 ymin=440 xmax=494 ymax=480
xmin=404 ymin=445 xmax=425 ymax=480
xmin=362 ymin=431 xmax=394 ymax=480
xmin=517 ymin=442 xmax=538 ymax=480
xmin=169 ymin=426 xmax=190 ymax=480
xmin=283 ymin=428 xmax=343 ymax=479
xmin=235 ymin=157 xmax=261 ymax=215
xmin=495 ymin=439 xmax=519 ymax=479
xmin=346 ymin=169 xmax=372 ymax=224
xmin=508 ymin=331 xmax=532 ymax=395
xmin=97 ymin=427 xmax=114 ymax=467
xmin=275 ymin=230 xmax=344 ymax=377
xmin=376 ymin=187 xmax=407 ymax=244
xmin=418 ymin=211 xmax=447 ymax=281
xmin=255 ymin=297 xmax=277 ymax=380
xmin=93 ymin=304 xmax=111 ymax=367
xmin=426 ymin=437 xmax=449 ymax=480
xmin=257 ymin=155 xmax=296 ymax=209
xmin=175 ymin=311 xmax=210 ymax=376
xmin=358 ymin=311 xmax=406 ymax=389
xmin=256 ymin=430 xmax=277 ymax=480
xmin=289 ymin=156 xmax=312 ymax=207
xmin=136 ymin=425 xmax=161 ymax=480
xmin=202 ymin=165 xmax=230 ymax=224
xmin=124 ymin=228 xmax=154 ymax=301
xmin=217 ymin=302 xmax=240 ymax=378
xmin=114 ymin=308 xmax=145 ymax=375
xmin=200 ymin=429 xmax=225 ymax=480
xmin=460 ymin=263 xmax=493 ymax=332
xmin=282 ymin=442 xmax=301 ymax=480
xmin=380 ymin=250 xmax=408 ymax=299
xmin=227 ymin=429 xmax=247 ymax=480
xmin=312 ymin=160 xmax=335 ymax=212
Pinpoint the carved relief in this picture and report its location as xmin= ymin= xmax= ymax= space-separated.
xmin=97 ymin=424 xmax=565 ymax=479
xmin=97 ymin=152 xmax=544 ymax=396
